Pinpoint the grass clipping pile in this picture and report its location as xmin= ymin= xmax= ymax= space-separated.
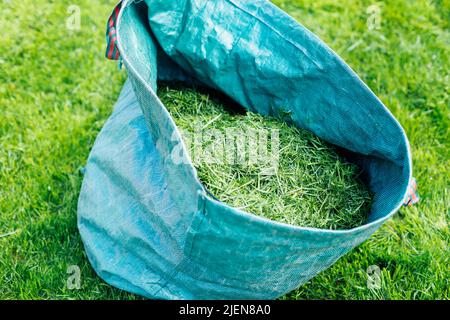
xmin=159 ymin=85 xmax=373 ymax=230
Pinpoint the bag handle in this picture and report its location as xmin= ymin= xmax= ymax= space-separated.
xmin=105 ymin=1 xmax=123 ymax=60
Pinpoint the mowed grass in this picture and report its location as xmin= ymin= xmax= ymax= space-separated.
xmin=0 ymin=0 xmax=448 ymax=299
xmin=159 ymin=85 xmax=372 ymax=230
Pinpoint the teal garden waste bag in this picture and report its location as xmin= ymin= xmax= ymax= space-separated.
xmin=78 ymin=0 xmax=418 ymax=299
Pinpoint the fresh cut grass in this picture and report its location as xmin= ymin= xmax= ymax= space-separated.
xmin=159 ymin=85 xmax=372 ymax=230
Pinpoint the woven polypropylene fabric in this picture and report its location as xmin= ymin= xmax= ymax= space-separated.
xmin=78 ymin=0 xmax=413 ymax=299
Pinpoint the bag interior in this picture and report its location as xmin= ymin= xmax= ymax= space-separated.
xmin=116 ymin=0 xmax=411 ymax=226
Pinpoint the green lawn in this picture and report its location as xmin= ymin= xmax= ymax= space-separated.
xmin=0 ymin=0 xmax=448 ymax=299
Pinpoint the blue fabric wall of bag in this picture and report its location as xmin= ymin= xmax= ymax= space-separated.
xmin=78 ymin=0 xmax=413 ymax=299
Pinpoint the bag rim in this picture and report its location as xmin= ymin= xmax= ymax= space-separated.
xmin=114 ymin=0 xmax=414 ymax=235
